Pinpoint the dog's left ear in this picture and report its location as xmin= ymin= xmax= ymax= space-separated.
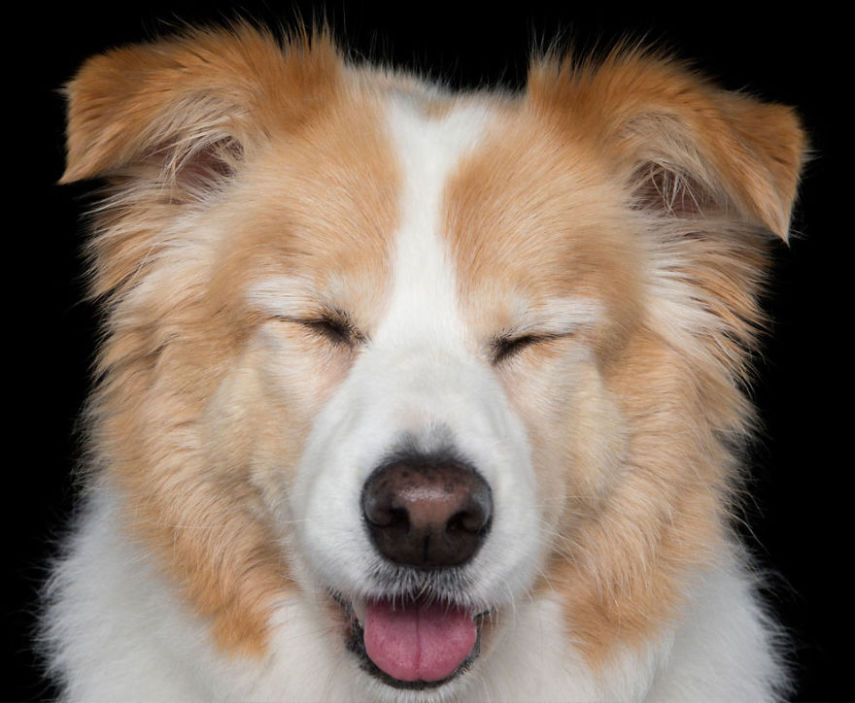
xmin=60 ymin=24 xmax=340 ymax=196
xmin=60 ymin=25 xmax=343 ymax=299
xmin=529 ymin=51 xmax=806 ymax=240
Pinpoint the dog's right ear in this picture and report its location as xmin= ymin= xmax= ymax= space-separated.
xmin=61 ymin=25 xmax=340 ymax=197
xmin=527 ymin=49 xmax=805 ymax=242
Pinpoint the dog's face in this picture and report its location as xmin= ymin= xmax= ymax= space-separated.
xmin=63 ymin=27 xmax=804 ymax=697
xmin=269 ymin=101 xmax=635 ymax=687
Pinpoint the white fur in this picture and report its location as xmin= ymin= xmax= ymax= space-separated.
xmin=45 ymin=491 xmax=782 ymax=701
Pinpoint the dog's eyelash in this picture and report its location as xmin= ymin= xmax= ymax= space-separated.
xmin=270 ymin=311 xmax=366 ymax=347
xmin=492 ymin=334 xmax=552 ymax=363
xmin=301 ymin=315 xmax=364 ymax=346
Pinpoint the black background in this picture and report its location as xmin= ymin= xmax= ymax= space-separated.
xmin=6 ymin=1 xmax=848 ymax=700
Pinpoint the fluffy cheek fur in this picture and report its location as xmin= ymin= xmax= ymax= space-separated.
xmin=211 ymin=322 xmax=358 ymax=514
xmin=501 ymin=344 xmax=629 ymax=538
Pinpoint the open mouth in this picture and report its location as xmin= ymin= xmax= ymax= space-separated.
xmin=336 ymin=593 xmax=488 ymax=689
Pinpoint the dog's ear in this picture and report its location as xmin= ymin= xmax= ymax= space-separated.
xmin=529 ymin=50 xmax=806 ymax=240
xmin=61 ymin=24 xmax=340 ymax=198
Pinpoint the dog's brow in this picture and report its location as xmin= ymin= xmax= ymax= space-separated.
xmin=245 ymin=276 xmax=327 ymax=317
xmin=514 ymin=297 xmax=603 ymax=334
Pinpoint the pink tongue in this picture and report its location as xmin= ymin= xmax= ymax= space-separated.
xmin=363 ymin=599 xmax=477 ymax=682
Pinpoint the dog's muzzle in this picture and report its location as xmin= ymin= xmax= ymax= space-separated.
xmin=351 ymin=452 xmax=493 ymax=685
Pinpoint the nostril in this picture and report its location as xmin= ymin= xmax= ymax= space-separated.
xmin=448 ymin=508 xmax=485 ymax=534
xmin=364 ymin=500 xmax=407 ymax=529
xmin=361 ymin=453 xmax=492 ymax=569
xmin=386 ymin=507 xmax=408 ymax=528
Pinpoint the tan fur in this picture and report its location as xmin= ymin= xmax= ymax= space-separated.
xmin=63 ymin=27 xmax=400 ymax=655
xmin=445 ymin=52 xmax=804 ymax=665
xmin=526 ymin=50 xmax=804 ymax=239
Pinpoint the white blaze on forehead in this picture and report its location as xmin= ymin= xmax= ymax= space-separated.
xmin=374 ymin=97 xmax=493 ymax=348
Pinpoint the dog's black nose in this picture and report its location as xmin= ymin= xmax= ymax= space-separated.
xmin=361 ymin=455 xmax=492 ymax=568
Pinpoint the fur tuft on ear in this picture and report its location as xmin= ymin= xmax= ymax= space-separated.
xmin=61 ymin=24 xmax=345 ymax=300
xmin=60 ymin=24 xmax=341 ymax=197
xmin=528 ymin=49 xmax=806 ymax=240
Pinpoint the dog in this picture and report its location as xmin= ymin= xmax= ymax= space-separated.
xmin=43 ymin=24 xmax=805 ymax=702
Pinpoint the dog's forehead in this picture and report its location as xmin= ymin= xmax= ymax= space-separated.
xmin=234 ymin=79 xmax=636 ymax=335
xmin=371 ymin=95 xmax=493 ymax=347
xmin=374 ymin=88 xmax=636 ymax=342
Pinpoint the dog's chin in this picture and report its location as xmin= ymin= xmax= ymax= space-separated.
xmin=331 ymin=591 xmax=490 ymax=691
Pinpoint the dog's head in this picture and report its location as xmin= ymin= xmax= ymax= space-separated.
xmin=62 ymin=25 xmax=804 ymax=696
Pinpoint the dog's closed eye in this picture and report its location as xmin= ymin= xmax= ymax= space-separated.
xmin=492 ymin=333 xmax=565 ymax=364
xmin=300 ymin=315 xmax=365 ymax=347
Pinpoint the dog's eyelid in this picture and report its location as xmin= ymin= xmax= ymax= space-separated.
xmin=280 ymin=311 xmax=366 ymax=345
xmin=491 ymin=330 xmax=574 ymax=363
xmin=310 ymin=314 xmax=365 ymax=344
